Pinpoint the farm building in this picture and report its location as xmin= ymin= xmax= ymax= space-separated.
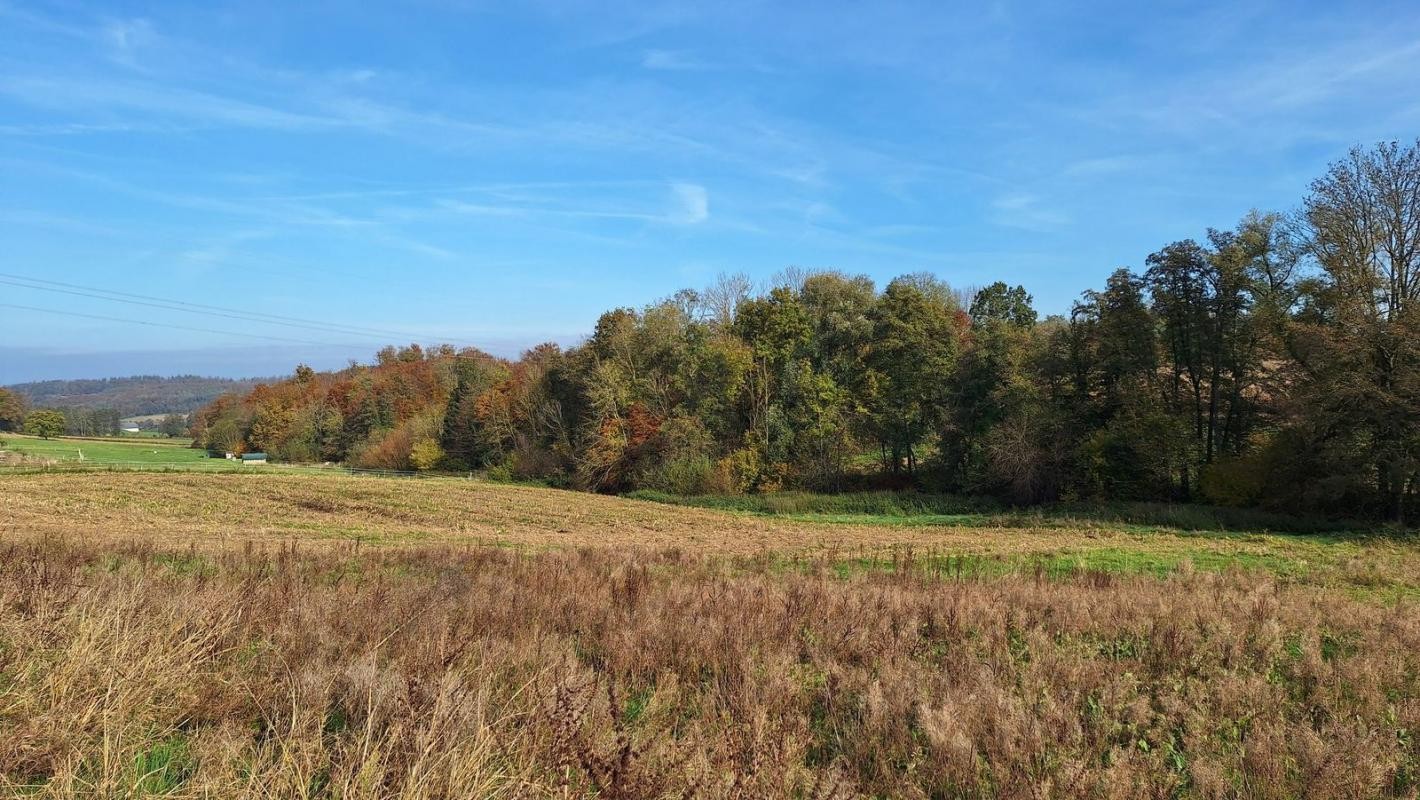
xmin=241 ymin=452 xmax=268 ymax=465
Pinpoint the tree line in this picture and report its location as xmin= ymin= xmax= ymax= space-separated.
xmin=0 ymin=392 xmax=122 ymax=438
xmin=3 ymin=375 xmax=265 ymax=416
xmin=0 ymin=387 xmax=188 ymax=439
xmin=192 ymin=141 xmax=1420 ymax=522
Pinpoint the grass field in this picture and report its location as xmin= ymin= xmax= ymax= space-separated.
xmin=0 ymin=433 xmax=217 ymax=468
xmin=5 ymin=472 xmax=1416 ymax=598
xmin=2 ymin=471 xmax=1418 ymax=797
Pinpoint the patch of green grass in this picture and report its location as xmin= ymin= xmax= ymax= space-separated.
xmin=628 ymin=489 xmax=993 ymax=518
xmin=622 ymin=686 xmax=654 ymax=725
xmin=629 ymin=489 xmax=1377 ymax=536
xmin=1039 ymin=547 xmax=1307 ymax=579
xmin=130 ymin=735 xmax=194 ymax=795
xmin=152 ymin=552 xmax=216 ymax=578
xmin=770 ymin=545 xmax=1315 ymax=584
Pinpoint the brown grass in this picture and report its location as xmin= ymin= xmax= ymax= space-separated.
xmin=4 ymin=472 xmax=1419 ymax=594
xmin=3 ymin=473 xmax=1420 ymax=796
xmin=1 ymin=538 xmax=1418 ymax=798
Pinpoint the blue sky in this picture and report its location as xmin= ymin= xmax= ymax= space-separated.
xmin=3 ymin=0 xmax=1420 ymax=382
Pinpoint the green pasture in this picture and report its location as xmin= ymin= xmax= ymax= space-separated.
xmin=0 ymin=433 xmax=235 ymax=470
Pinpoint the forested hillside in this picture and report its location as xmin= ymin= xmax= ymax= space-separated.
xmin=192 ymin=141 xmax=1420 ymax=521
xmin=8 ymin=375 xmax=266 ymax=417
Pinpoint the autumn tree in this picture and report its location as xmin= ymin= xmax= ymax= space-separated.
xmin=440 ymin=350 xmax=509 ymax=469
xmin=0 ymin=388 xmax=27 ymax=432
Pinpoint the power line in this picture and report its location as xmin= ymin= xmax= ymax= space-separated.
xmin=0 ymin=302 xmax=358 ymax=347
xmin=0 ymin=272 xmax=430 ymax=342
xmin=0 ymin=277 xmax=399 ymax=343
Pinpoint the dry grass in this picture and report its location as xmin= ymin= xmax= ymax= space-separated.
xmin=3 ymin=473 xmax=1420 ymax=796
xmin=3 ymin=472 xmax=1419 ymax=595
xmin=0 ymin=539 xmax=1417 ymax=798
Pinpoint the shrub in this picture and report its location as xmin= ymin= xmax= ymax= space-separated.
xmin=409 ymin=437 xmax=445 ymax=471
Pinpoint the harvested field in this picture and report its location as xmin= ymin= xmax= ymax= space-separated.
xmin=2 ymin=472 xmax=1419 ymax=597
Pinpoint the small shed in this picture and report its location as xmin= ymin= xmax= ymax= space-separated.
xmin=241 ymin=452 xmax=268 ymax=465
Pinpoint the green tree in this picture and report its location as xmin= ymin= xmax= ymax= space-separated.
xmin=1057 ymin=270 xmax=1183 ymax=499
xmin=678 ymin=329 xmax=751 ymax=448
xmin=24 ymin=409 xmax=66 ymax=439
xmin=799 ymin=271 xmax=876 ymax=383
xmin=1144 ymin=240 xmax=1210 ymax=495
xmin=410 ymin=437 xmax=445 ymax=471
xmin=865 ymin=274 xmax=962 ymax=476
xmin=947 ymin=285 xmax=1038 ymax=486
xmin=1073 ymin=269 xmax=1157 ymax=416
xmin=733 ymin=286 xmax=813 ymax=472
xmin=969 ymin=282 xmax=1037 ymax=328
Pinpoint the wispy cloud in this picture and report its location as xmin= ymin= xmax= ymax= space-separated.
xmin=1060 ymin=155 xmax=1151 ymax=179
xmin=669 ymin=182 xmax=709 ymax=224
xmin=5 ymin=0 xmax=1420 ymax=356
xmin=438 ymin=180 xmax=709 ymax=227
xmin=640 ymin=49 xmax=712 ymax=71
xmin=102 ymin=18 xmax=156 ymax=67
xmin=0 ymin=75 xmax=342 ymax=131
xmin=990 ymin=192 xmax=1069 ymax=233
xmin=0 ymin=121 xmax=191 ymax=136
xmin=0 ymin=4 xmax=957 ymax=195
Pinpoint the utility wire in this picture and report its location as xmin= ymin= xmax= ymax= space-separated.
xmin=0 ymin=302 xmax=356 ymax=347
xmin=0 ymin=277 xmax=395 ymax=343
xmin=0 ymin=271 xmax=429 ymax=341
xmin=0 ymin=273 xmax=507 ymax=359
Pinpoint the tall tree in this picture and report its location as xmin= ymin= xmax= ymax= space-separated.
xmin=1295 ymin=140 xmax=1420 ymax=521
xmin=733 ymin=286 xmax=812 ymax=466
xmin=865 ymin=275 xmax=962 ymax=475
xmin=948 ymin=283 xmax=1038 ymax=486
xmin=440 ymin=351 xmax=509 ymax=469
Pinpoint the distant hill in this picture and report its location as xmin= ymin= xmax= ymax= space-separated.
xmin=6 ymin=375 xmax=271 ymax=417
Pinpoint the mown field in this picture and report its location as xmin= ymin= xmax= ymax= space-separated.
xmin=0 ymin=433 xmax=220 ymax=469
xmin=2 ymin=471 xmax=1418 ymax=798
